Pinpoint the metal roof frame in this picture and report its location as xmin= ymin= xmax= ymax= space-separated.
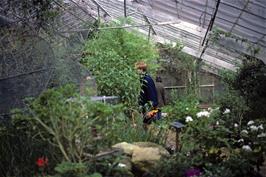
xmin=88 ymin=0 xmax=265 ymax=73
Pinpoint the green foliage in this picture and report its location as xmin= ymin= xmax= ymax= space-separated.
xmin=181 ymin=110 xmax=230 ymax=156
xmin=3 ymin=0 xmax=60 ymax=29
xmin=201 ymin=152 xmax=259 ymax=177
xmin=88 ymin=173 xmax=102 ymax=177
xmin=105 ymin=112 xmax=168 ymax=146
xmin=198 ymin=59 xmax=266 ymax=176
xmin=215 ymin=89 xmax=248 ymax=128
xmin=149 ymin=154 xmax=189 ymax=177
xmin=231 ymin=59 xmax=266 ymax=119
xmin=0 ymin=118 xmax=58 ymax=177
xmin=13 ymin=85 xmax=124 ymax=164
xmin=217 ymin=58 xmax=266 ymax=126
xmin=178 ymin=107 xmax=265 ymax=176
xmin=157 ymin=85 xmax=265 ymax=177
xmin=51 ymin=161 xmax=104 ymax=177
xmin=54 ymin=162 xmax=87 ymax=176
xmin=81 ymin=21 xmax=159 ymax=108
xmin=162 ymin=95 xmax=200 ymax=123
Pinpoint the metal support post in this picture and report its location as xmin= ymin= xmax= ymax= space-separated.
xmin=97 ymin=6 xmax=100 ymax=22
xmin=124 ymin=0 xmax=127 ymax=17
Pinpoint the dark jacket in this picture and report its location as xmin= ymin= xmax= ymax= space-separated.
xmin=155 ymin=81 xmax=166 ymax=107
xmin=139 ymin=73 xmax=158 ymax=108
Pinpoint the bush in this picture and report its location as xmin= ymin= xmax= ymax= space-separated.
xmin=0 ymin=119 xmax=58 ymax=177
xmin=3 ymin=85 xmax=128 ymax=176
xmin=231 ymin=59 xmax=266 ymax=120
xmin=162 ymin=95 xmax=200 ymax=124
xmin=81 ymin=20 xmax=159 ymax=109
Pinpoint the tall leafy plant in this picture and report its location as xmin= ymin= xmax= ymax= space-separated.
xmin=81 ymin=21 xmax=158 ymax=109
xmin=12 ymin=85 xmax=123 ymax=164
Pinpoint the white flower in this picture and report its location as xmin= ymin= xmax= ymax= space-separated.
xmin=118 ymin=163 xmax=126 ymax=168
xmin=207 ymin=107 xmax=213 ymax=112
xmin=185 ymin=116 xmax=193 ymax=122
xmin=234 ymin=123 xmax=238 ymax=128
xmin=161 ymin=113 xmax=168 ymax=117
xmin=237 ymin=139 xmax=244 ymax=143
xmin=196 ymin=111 xmax=210 ymax=118
xmin=216 ymin=121 xmax=219 ymax=125
xmin=242 ymin=145 xmax=252 ymax=151
xmin=241 ymin=130 xmax=248 ymax=134
xmin=258 ymin=124 xmax=264 ymax=130
xmin=257 ymin=133 xmax=266 ymax=138
xmin=223 ymin=108 xmax=230 ymax=114
xmin=250 ymin=125 xmax=258 ymax=131
xmin=75 ymin=139 xmax=81 ymax=144
xmin=185 ymin=107 xmax=189 ymax=111
xmin=247 ymin=120 xmax=254 ymax=125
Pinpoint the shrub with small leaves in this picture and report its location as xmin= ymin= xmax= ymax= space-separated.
xmin=81 ymin=20 xmax=159 ymax=109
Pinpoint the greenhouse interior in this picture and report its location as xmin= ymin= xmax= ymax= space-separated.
xmin=0 ymin=0 xmax=266 ymax=176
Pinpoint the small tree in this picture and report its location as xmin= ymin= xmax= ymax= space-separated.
xmin=81 ymin=21 xmax=159 ymax=110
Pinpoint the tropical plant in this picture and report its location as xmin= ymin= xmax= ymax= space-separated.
xmin=27 ymin=85 xmax=123 ymax=161
xmin=162 ymin=94 xmax=200 ymax=124
xmin=81 ymin=20 xmax=159 ymax=109
xmin=0 ymin=118 xmax=58 ymax=177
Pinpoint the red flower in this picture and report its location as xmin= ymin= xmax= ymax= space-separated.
xmin=36 ymin=156 xmax=48 ymax=168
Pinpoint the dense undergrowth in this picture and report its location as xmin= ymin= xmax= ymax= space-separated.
xmin=1 ymin=21 xmax=266 ymax=177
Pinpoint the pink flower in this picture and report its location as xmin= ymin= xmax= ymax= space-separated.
xmin=185 ymin=167 xmax=202 ymax=177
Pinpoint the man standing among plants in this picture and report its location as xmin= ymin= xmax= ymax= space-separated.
xmin=135 ymin=61 xmax=159 ymax=129
xmin=155 ymin=76 xmax=166 ymax=108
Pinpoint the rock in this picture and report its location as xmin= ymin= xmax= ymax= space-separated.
xmin=112 ymin=142 xmax=139 ymax=155
xmin=113 ymin=142 xmax=170 ymax=174
xmin=131 ymin=147 xmax=161 ymax=172
xmin=133 ymin=142 xmax=169 ymax=156
xmin=132 ymin=147 xmax=161 ymax=162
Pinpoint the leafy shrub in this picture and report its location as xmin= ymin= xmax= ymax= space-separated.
xmin=218 ymin=58 xmax=266 ymax=122
xmin=149 ymin=154 xmax=189 ymax=177
xmin=5 ymin=85 xmax=128 ymax=176
xmin=106 ymin=113 xmax=169 ymax=146
xmin=214 ymin=88 xmax=248 ymax=128
xmin=81 ymin=20 xmax=159 ymax=109
xmin=231 ymin=59 xmax=266 ymax=120
xmin=0 ymin=119 xmax=58 ymax=177
xmin=162 ymin=94 xmax=200 ymax=124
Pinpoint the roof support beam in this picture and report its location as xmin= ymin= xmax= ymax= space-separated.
xmin=59 ymin=21 xmax=180 ymax=33
xmin=201 ymin=0 xmax=221 ymax=46
xmin=175 ymin=2 xmax=265 ymax=36
xmin=143 ymin=15 xmax=157 ymax=35
xmin=256 ymin=34 xmax=266 ymax=45
xmin=229 ymin=0 xmax=250 ymax=33
xmin=90 ymin=0 xmax=112 ymax=17
xmin=220 ymin=1 xmax=266 ymax=20
xmin=53 ymin=0 xmax=89 ymax=24
xmin=124 ymin=0 xmax=127 ymax=17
